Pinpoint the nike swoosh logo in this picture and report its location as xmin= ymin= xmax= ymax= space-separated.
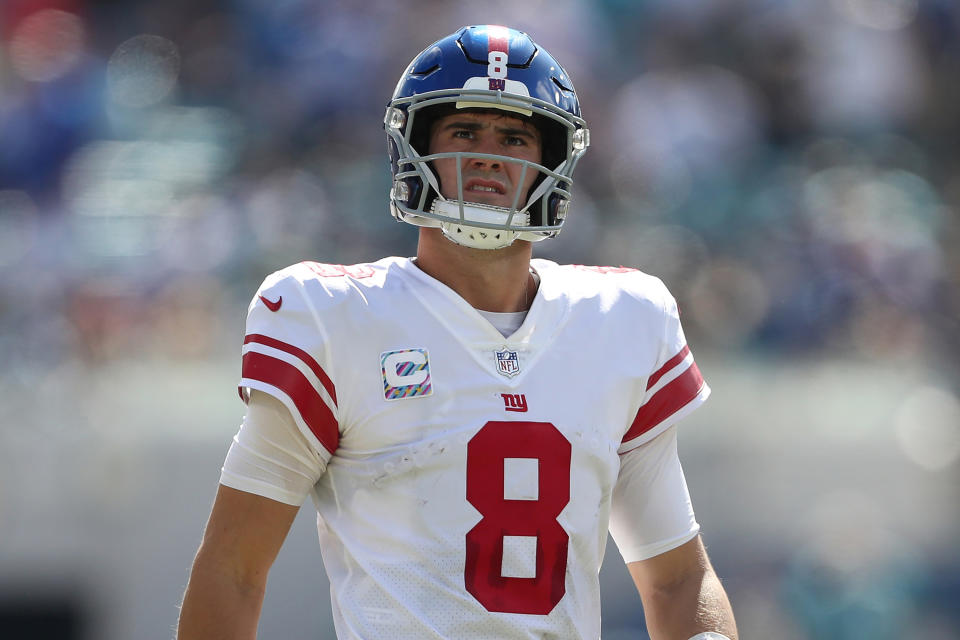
xmin=259 ymin=295 xmax=282 ymax=312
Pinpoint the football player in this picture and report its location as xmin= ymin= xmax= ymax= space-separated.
xmin=178 ymin=25 xmax=737 ymax=640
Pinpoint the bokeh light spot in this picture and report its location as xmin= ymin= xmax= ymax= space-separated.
xmin=107 ymin=34 xmax=180 ymax=108
xmin=8 ymin=10 xmax=86 ymax=82
xmin=895 ymin=387 xmax=960 ymax=471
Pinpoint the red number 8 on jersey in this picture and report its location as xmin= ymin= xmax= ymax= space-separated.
xmin=465 ymin=421 xmax=572 ymax=615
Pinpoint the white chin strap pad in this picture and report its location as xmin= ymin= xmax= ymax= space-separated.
xmin=433 ymin=200 xmax=529 ymax=250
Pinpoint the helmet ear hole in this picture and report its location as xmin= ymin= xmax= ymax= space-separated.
xmin=532 ymin=115 xmax=565 ymax=171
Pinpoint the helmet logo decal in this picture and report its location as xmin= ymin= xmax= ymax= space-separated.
xmin=487 ymin=26 xmax=510 ymax=90
xmin=462 ymin=76 xmax=530 ymax=103
xmin=456 ymin=26 xmax=529 ymax=113
xmin=487 ymin=52 xmax=507 ymax=91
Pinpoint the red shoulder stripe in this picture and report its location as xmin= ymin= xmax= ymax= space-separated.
xmin=241 ymin=351 xmax=339 ymax=455
xmin=244 ymin=334 xmax=337 ymax=406
xmin=646 ymin=345 xmax=690 ymax=391
xmin=623 ymin=361 xmax=704 ymax=444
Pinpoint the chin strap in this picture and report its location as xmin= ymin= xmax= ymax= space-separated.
xmin=431 ymin=199 xmax=530 ymax=250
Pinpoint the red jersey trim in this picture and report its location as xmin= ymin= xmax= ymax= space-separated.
xmin=244 ymin=333 xmax=337 ymax=406
xmin=623 ymin=361 xmax=705 ymax=444
xmin=646 ymin=344 xmax=690 ymax=391
xmin=241 ymin=351 xmax=339 ymax=455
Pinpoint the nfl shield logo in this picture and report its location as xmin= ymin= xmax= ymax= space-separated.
xmin=495 ymin=347 xmax=520 ymax=378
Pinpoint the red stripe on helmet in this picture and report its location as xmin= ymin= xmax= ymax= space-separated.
xmin=487 ymin=25 xmax=510 ymax=55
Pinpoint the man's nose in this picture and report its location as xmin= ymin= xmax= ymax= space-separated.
xmin=467 ymin=136 xmax=501 ymax=169
xmin=468 ymin=156 xmax=500 ymax=170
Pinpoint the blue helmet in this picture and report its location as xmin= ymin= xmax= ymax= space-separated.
xmin=385 ymin=25 xmax=590 ymax=249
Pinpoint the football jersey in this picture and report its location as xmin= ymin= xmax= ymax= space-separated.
xmin=236 ymin=257 xmax=709 ymax=639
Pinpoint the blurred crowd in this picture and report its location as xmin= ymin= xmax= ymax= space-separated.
xmin=2 ymin=0 xmax=959 ymax=372
xmin=1 ymin=0 xmax=958 ymax=638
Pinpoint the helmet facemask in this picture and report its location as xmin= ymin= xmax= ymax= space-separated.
xmin=386 ymin=93 xmax=588 ymax=250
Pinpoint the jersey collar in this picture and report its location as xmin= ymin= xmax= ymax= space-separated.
xmin=393 ymin=257 xmax=571 ymax=369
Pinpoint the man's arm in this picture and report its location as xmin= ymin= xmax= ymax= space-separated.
xmin=628 ymin=535 xmax=738 ymax=640
xmin=177 ymin=484 xmax=300 ymax=640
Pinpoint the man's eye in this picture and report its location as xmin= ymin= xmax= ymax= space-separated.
xmin=452 ymin=130 xmax=473 ymax=139
xmin=505 ymin=136 xmax=526 ymax=146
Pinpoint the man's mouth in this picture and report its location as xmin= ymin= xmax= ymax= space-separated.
xmin=464 ymin=178 xmax=506 ymax=195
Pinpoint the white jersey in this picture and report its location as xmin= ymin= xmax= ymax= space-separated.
xmin=232 ymin=257 xmax=709 ymax=639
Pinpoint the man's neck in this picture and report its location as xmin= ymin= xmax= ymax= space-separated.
xmin=414 ymin=228 xmax=538 ymax=313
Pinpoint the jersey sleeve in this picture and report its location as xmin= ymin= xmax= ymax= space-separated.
xmin=609 ymin=426 xmax=700 ymax=563
xmin=619 ymin=284 xmax=709 ymax=453
xmin=220 ymin=390 xmax=327 ymax=505
xmin=239 ymin=269 xmax=340 ymax=460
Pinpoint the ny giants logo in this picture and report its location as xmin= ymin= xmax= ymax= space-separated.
xmin=501 ymin=393 xmax=528 ymax=413
xmin=487 ymin=28 xmax=508 ymax=92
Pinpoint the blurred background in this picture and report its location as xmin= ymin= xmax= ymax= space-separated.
xmin=1 ymin=0 xmax=958 ymax=638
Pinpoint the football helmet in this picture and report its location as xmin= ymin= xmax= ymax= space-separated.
xmin=385 ymin=25 xmax=589 ymax=249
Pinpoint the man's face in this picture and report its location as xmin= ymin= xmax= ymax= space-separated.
xmin=427 ymin=110 xmax=542 ymax=209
